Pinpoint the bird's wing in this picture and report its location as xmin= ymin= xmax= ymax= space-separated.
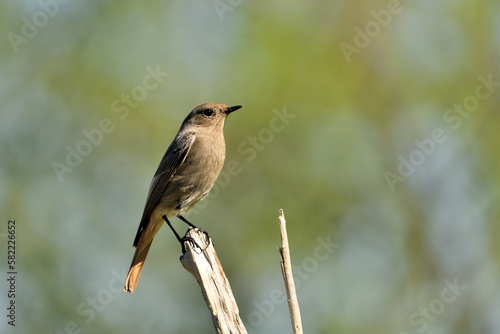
xmin=132 ymin=131 xmax=196 ymax=247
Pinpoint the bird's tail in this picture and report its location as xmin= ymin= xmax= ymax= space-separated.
xmin=124 ymin=241 xmax=153 ymax=293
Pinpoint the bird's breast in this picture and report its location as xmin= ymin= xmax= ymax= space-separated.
xmin=162 ymin=133 xmax=226 ymax=214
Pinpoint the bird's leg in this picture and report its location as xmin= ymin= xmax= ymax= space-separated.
xmin=162 ymin=214 xmax=186 ymax=253
xmin=177 ymin=215 xmax=206 ymax=249
xmin=177 ymin=215 xmax=198 ymax=228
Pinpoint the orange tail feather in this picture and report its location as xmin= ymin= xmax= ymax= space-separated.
xmin=124 ymin=241 xmax=153 ymax=293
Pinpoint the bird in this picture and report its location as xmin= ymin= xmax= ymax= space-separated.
xmin=124 ymin=102 xmax=242 ymax=293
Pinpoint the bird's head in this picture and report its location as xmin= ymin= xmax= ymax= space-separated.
xmin=182 ymin=103 xmax=243 ymax=129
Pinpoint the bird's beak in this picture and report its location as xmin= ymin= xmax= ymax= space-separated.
xmin=225 ymin=105 xmax=243 ymax=114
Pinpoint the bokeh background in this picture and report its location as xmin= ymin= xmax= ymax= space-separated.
xmin=1 ymin=1 xmax=500 ymax=333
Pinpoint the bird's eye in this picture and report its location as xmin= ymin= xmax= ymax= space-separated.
xmin=202 ymin=109 xmax=214 ymax=117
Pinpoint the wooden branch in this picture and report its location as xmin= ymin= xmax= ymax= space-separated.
xmin=278 ymin=209 xmax=303 ymax=334
xmin=180 ymin=228 xmax=247 ymax=334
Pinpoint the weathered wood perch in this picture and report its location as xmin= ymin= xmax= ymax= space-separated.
xmin=180 ymin=209 xmax=303 ymax=333
xmin=278 ymin=209 xmax=303 ymax=334
xmin=180 ymin=228 xmax=247 ymax=334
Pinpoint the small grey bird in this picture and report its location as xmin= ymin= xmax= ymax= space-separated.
xmin=124 ymin=102 xmax=242 ymax=293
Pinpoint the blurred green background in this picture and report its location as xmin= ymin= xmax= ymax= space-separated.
xmin=1 ymin=0 xmax=499 ymax=333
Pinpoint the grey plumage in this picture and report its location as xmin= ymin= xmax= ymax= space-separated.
xmin=125 ymin=102 xmax=242 ymax=292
